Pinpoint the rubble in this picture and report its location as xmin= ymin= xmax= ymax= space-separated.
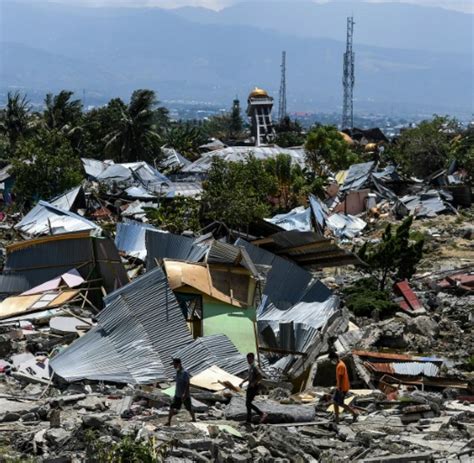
xmin=0 ymin=155 xmax=472 ymax=461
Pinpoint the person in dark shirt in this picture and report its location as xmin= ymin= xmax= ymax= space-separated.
xmin=166 ymin=358 xmax=196 ymax=426
xmin=239 ymin=353 xmax=268 ymax=424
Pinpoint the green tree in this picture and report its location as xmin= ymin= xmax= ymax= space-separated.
xmin=44 ymin=90 xmax=83 ymax=131
xmin=275 ymin=116 xmax=305 ymax=147
xmin=145 ymin=197 xmax=201 ymax=234
xmin=163 ymin=122 xmax=205 ymax=161
xmin=201 ymin=156 xmax=277 ymax=230
xmin=305 ymin=125 xmax=359 ymax=174
xmin=105 ymin=89 xmax=162 ymax=163
xmin=358 ymin=216 xmax=424 ymax=290
xmin=81 ymin=98 xmax=127 ymax=159
xmin=450 ymin=126 xmax=474 ymax=183
xmin=11 ymin=129 xmax=83 ymax=206
xmin=0 ymin=91 xmax=33 ymax=150
xmin=265 ymin=154 xmax=292 ymax=209
xmin=392 ymin=116 xmax=459 ymax=178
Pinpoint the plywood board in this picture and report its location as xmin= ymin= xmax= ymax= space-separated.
xmin=190 ymin=365 xmax=242 ymax=392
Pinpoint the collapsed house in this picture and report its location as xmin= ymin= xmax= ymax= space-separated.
xmin=82 ymin=158 xmax=202 ymax=199
xmin=0 ymin=232 xmax=128 ymax=303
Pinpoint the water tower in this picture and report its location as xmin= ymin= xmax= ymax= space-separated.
xmin=247 ymin=87 xmax=276 ymax=146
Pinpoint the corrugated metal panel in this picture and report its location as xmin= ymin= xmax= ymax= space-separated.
xmin=206 ymin=240 xmax=259 ymax=277
xmin=173 ymin=334 xmax=248 ymax=376
xmin=50 ymin=185 xmax=84 ymax=211
xmin=115 ymin=220 xmax=158 ymax=261
xmin=365 ymin=361 xmax=439 ymax=377
xmin=236 ymin=239 xmax=314 ymax=310
xmin=15 ymin=201 xmax=100 ymax=237
xmin=182 ymin=146 xmax=306 ymax=173
xmin=51 ymin=267 xmax=194 ymax=383
xmin=326 ymin=214 xmax=367 ymax=239
xmin=0 ymin=234 xmax=127 ymax=296
xmin=340 ymin=161 xmax=375 ymax=192
xmin=392 ymin=362 xmax=439 ymax=377
xmin=265 ymin=207 xmax=312 ymax=232
xmin=145 ymin=230 xmax=208 ymax=270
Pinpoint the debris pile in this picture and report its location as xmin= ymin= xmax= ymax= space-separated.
xmin=0 ymin=155 xmax=472 ymax=462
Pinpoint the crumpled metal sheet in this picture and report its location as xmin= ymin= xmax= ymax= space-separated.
xmin=51 ymin=266 xmax=194 ymax=383
xmin=115 ymin=220 xmax=158 ymax=261
xmin=236 ymin=239 xmax=314 ymax=310
xmin=145 ymin=229 xmax=208 ymax=269
xmin=181 ymin=146 xmax=306 ymax=173
xmin=326 ymin=213 xmax=367 ymax=239
xmin=365 ymin=361 xmax=440 ymax=377
xmin=173 ymin=334 xmax=248 ymax=376
xmin=0 ymin=233 xmax=128 ymax=295
xmin=398 ymin=190 xmax=455 ymax=218
xmin=15 ymin=201 xmax=100 ymax=238
xmin=340 ymin=161 xmax=375 ymax=192
xmin=265 ymin=207 xmax=312 ymax=232
xmin=206 ymin=240 xmax=259 ymax=277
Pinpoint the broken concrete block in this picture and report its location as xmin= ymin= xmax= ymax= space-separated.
xmin=82 ymin=414 xmax=107 ymax=430
xmin=45 ymin=428 xmax=71 ymax=448
xmin=225 ymin=396 xmax=316 ymax=423
xmin=76 ymin=395 xmax=107 ymax=411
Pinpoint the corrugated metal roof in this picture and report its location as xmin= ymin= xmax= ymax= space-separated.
xmin=326 ymin=213 xmax=367 ymax=239
xmin=364 ymin=361 xmax=440 ymax=377
xmin=181 ymin=146 xmax=306 ymax=173
xmin=51 ymin=266 xmax=194 ymax=383
xmin=250 ymin=230 xmax=360 ymax=268
xmin=145 ymin=229 xmax=208 ymax=270
xmin=0 ymin=234 xmax=127 ymax=296
xmin=206 ymin=240 xmax=259 ymax=277
xmin=15 ymin=200 xmax=100 ymax=238
xmin=340 ymin=161 xmax=375 ymax=192
xmin=173 ymin=334 xmax=248 ymax=376
xmin=161 ymin=147 xmax=192 ymax=170
xmin=50 ymin=185 xmax=84 ymax=211
xmin=265 ymin=207 xmax=312 ymax=232
xmin=236 ymin=238 xmax=314 ymax=310
xmin=115 ymin=220 xmax=158 ymax=261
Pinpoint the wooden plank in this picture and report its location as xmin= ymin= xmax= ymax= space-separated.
xmin=361 ymin=452 xmax=433 ymax=463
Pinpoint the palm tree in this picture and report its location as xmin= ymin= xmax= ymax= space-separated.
xmin=0 ymin=91 xmax=32 ymax=148
xmin=44 ymin=90 xmax=83 ymax=131
xmin=163 ymin=123 xmax=205 ymax=161
xmin=105 ymin=89 xmax=162 ymax=163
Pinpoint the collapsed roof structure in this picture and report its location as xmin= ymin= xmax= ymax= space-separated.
xmin=181 ymin=146 xmax=306 ymax=173
xmin=0 ymin=232 xmax=128 ymax=299
xmin=82 ymin=158 xmax=203 ymax=199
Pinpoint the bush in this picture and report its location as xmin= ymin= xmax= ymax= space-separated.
xmin=343 ymin=277 xmax=399 ymax=318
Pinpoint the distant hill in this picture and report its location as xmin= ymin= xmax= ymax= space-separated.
xmin=174 ymin=1 xmax=473 ymax=54
xmin=0 ymin=1 xmax=472 ymax=115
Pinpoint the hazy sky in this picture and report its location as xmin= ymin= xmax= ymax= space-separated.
xmin=38 ymin=0 xmax=474 ymax=14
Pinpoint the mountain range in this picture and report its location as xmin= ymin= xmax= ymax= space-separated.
xmin=0 ymin=0 xmax=472 ymax=116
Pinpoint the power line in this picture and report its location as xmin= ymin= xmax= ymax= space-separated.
xmin=342 ymin=17 xmax=355 ymax=131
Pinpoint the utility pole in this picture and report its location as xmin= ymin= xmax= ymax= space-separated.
xmin=342 ymin=17 xmax=355 ymax=131
xmin=278 ymin=51 xmax=287 ymax=122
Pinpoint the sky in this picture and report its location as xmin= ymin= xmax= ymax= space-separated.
xmin=36 ymin=0 xmax=474 ymax=14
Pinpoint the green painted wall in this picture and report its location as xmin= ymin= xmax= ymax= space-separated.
xmin=203 ymin=299 xmax=257 ymax=355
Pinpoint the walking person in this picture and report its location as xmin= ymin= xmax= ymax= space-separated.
xmin=239 ymin=352 xmax=268 ymax=424
xmin=166 ymin=358 xmax=196 ymax=426
xmin=329 ymin=351 xmax=358 ymax=424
